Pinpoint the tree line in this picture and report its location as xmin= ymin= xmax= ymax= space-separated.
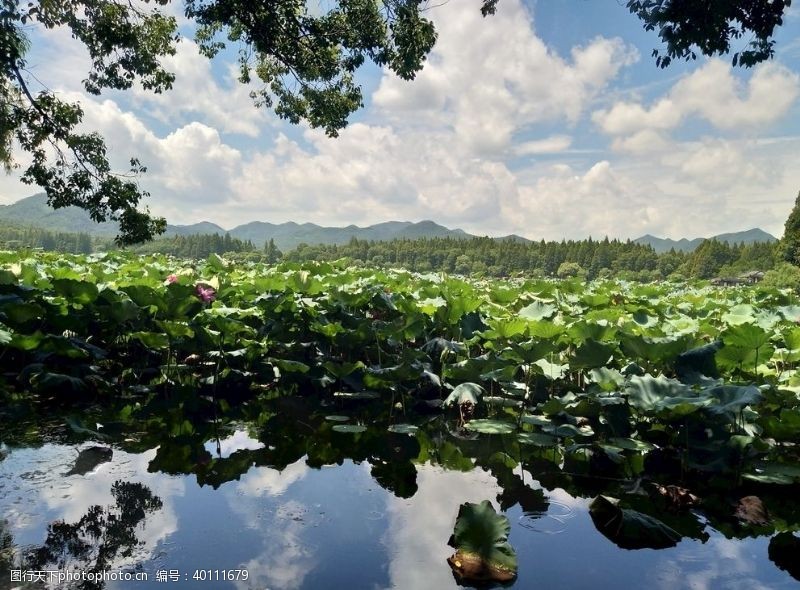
xmin=0 ymin=223 xmax=782 ymax=282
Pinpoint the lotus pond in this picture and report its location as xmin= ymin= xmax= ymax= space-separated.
xmin=2 ymin=251 xmax=800 ymax=589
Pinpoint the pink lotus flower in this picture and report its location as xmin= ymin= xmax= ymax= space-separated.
xmin=165 ymin=274 xmax=178 ymax=284
xmin=195 ymin=283 xmax=216 ymax=303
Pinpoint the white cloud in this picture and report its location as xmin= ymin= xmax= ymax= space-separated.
xmin=130 ymin=39 xmax=267 ymax=137
xmin=514 ymin=135 xmax=573 ymax=156
xmin=373 ymin=0 xmax=637 ymax=154
xmin=594 ymin=59 xmax=800 ymax=140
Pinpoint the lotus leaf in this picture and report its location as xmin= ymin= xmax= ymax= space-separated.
xmin=589 ymin=495 xmax=681 ymax=550
xmin=447 ymin=500 xmax=517 ymax=584
xmin=465 ymin=419 xmax=516 ymax=434
xmin=443 ymin=382 xmax=485 ymax=407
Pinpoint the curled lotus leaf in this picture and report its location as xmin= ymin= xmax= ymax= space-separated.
xmin=447 ymin=500 xmax=517 ymax=584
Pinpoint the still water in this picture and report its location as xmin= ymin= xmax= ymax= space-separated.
xmin=1 ymin=398 xmax=798 ymax=590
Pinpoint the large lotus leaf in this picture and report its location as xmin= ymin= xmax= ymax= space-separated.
xmin=484 ymin=318 xmax=528 ymax=339
xmin=759 ymin=409 xmax=800 ymax=441
xmin=589 ymin=496 xmax=681 ymax=550
xmin=332 ymin=424 xmax=367 ymax=433
xmin=130 ymin=331 xmax=170 ymax=350
xmin=448 ymin=500 xmax=517 ymax=584
xmin=572 ymin=340 xmax=615 ymax=370
xmin=527 ymin=320 xmax=564 ymax=339
xmin=443 ymin=382 xmax=485 ymax=407
xmin=675 ymin=341 xmax=722 ymax=381
xmin=568 ymin=319 xmax=615 ymax=344
xmin=518 ymin=301 xmax=557 ymax=321
xmin=517 ymin=432 xmax=558 ymax=447
xmin=444 ymin=355 xmax=495 ymax=382
xmin=465 ymin=419 xmax=516 ymax=435
xmin=631 ymin=309 xmax=658 ymax=328
xmin=52 ymin=278 xmax=99 ymax=305
xmin=705 ymin=385 xmax=762 ymax=418
xmin=754 ymin=310 xmax=782 ymax=331
xmin=588 ymin=367 xmax=625 ymax=392
xmin=723 ymin=323 xmax=771 ymax=351
xmin=30 ymin=371 xmax=88 ymax=395
xmin=743 ymin=462 xmax=800 ymax=485
xmin=422 ymin=337 xmax=466 ymax=359
xmin=625 ymin=375 xmax=712 ymax=418
xmin=543 ymin=423 xmax=594 ymax=438
xmin=778 ymin=305 xmax=800 ymax=323
xmin=323 ymin=360 xmax=365 ymax=379
xmin=620 ymin=334 xmax=691 ymax=364
xmin=533 ymin=358 xmax=568 ymax=381
xmin=722 ymin=304 xmax=756 ymax=326
xmin=664 ymin=316 xmax=700 ymax=337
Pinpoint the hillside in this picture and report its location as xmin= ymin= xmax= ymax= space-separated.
xmin=0 ymin=193 xmax=778 ymax=252
xmin=634 ymin=228 xmax=777 ymax=253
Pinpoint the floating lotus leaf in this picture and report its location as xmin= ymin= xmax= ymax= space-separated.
xmin=589 ymin=495 xmax=681 ymax=550
xmin=387 ymin=424 xmax=419 ymax=435
xmin=333 ymin=391 xmax=380 ymax=400
xmin=332 ymin=424 xmax=367 ymax=433
xmin=465 ymin=419 xmax=516 ymax=435
xmin=447 ymin=500 xmax=517 ymax=584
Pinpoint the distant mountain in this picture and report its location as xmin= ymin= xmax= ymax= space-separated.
xmin=168 ymin=221 xmax=227 ymax=236
xmin=0 ymin=193 xmax=477 ymax=250
xmin=634 ymin=228 xmax=777 ymax=253
xmin=1 ymin=193 xmax=777 ymax=253
xmin=0 ymin=193 xmax=119 ymax=236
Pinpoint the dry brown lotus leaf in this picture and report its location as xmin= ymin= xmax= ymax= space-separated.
xmin=651 ymin=484 xmax=700 ymax=511
xmin=447 ymin=550 xmax=516 ymax=584
xmin=735 ymin=495 xmax=770 ymax=526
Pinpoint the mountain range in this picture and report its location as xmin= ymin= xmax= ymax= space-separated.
xmin=632 ymin=228 xmax=777 ymax=253
xmin=0 ymin=193 xmax=778 ymax=252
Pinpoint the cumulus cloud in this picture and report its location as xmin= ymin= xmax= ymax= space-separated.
xmin=593 ymin=59 xmax=800 ymax=142
xmin=373 ymin=0 xmax=638 ymax=154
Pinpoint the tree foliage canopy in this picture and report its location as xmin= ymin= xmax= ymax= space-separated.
xmin=0 ymin=0 xmax=793 ymax=244
xmin=627 ymin=0 xmax=792 ymax=68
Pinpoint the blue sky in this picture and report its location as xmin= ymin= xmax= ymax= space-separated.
xmin=2 ymin=0 xmax=800 ymax=240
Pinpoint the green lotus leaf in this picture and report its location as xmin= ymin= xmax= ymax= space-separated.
xmin=448 ymin=500 xmax=517 ymax=584
xmin=332 ymin=424 xmax=367 ymax=433
xmin=518 ymin=301 xmax=557 ymax=321
xmin=722 ymin=304 xmax=756 ymax=326
xmin=743 ymin=463 xmax=800 ymax=485
xmin=588 ymin=367 xmax=625 ymax=391
xmin=51 ymin=278 xmax=99 ymax=305
xmin=572 ymin=340 xmax=615 ymax=370
xmin=517 ymin=432 xmax=558 ymax=447
xmin=465 ymin=419 xmax=516 ymax=435
xmin=626 ymin=375 xmax=712 ymax=417
xmin=333 ymin=391 xmax=380 ymax=400
xmin=533 ymin=358 xmax=568 ymax=381
xmin=443 ymin=382 xmax=485 ymax=407
xmin=705 ymin=385 xmax=763 ymax=417
xmin=387 ymin=424 xmax=419 ymax=435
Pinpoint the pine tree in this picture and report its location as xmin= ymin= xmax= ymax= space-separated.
xmin=781 ymin=191 xmax=800 ymax=266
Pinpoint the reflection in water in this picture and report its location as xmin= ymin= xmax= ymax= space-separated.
xmin=768 ymin=532 xmax=800 ymax=581
xmin=1 ymin=393 xmax=800 ymax=589
xmin=383 ymin=466 xmax=502 ymax=590
xmin=26 ymin=482 xmax=162 ymax=589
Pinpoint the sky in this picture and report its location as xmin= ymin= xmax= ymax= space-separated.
xmin=2 ymin=0 xmax=800 ymax=240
